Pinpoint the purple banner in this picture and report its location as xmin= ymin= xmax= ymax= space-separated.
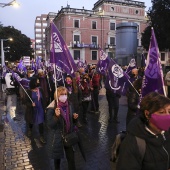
xmin=12 ymin=72 xmax=30 ymax=89
xmin=141 ymin=28 xmax=166 ymax=97
xmin=96 ymin=49 xmax=110 ymax=75
xmin=50 ymin=22 xmax=77 ymax=77
xmin=107 ymin=59 xmax=130 ymax=95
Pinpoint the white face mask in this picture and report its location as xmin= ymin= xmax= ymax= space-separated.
xmin=59 ymin=95 xmax=67 ymax=103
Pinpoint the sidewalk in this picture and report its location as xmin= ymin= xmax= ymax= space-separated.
xmin=0 ymin=87 xmax=128 ymax=170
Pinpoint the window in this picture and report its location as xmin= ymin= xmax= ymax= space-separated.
xmin=92 ymin=21 xmax=97 ymax=29
xmin=92 ymin=36 xmax=97 ymax=45
xmin=110 ymin=37 xmax=115 ymax=45
xmin=110 ymin=22 xmax=115 ymax=30
xmin=92 ymin=51 xmax=97 ymax=60
xmin=74 ymin=50 xmax=80 ymax=60
xmin=74 ymin=35 xmax=80 ymax=43
xmin=161 ymin=53 xmax=165 ymax=61
xmin=74 ymin=20 xmax=79 ymax=28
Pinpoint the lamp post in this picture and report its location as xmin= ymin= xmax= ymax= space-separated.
xmin=1 ymin=38 xmax=13 ymax=66
xmin=0 ymin=0 xmax=19 ymax=8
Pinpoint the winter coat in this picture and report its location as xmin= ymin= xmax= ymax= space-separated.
xmin=116 ymin=117 xmax=170 ymax=170
xmin=45 ymin=101 xmax=76 ymax=159
xmin=25 ymin=88 xmax=46 ymax=124
xmin=126 ymin=87 xmax=140 ymax=125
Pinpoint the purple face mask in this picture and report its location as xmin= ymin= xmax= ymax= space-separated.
xmin=150 ymin=114 xmax=170 ymax=131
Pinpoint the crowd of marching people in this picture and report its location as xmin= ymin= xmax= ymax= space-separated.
xmin=1 ymin=49 xmax=170 ymax=170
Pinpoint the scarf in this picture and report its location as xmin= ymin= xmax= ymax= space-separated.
xmin=32 ymin=88 xmax=40 ymax=101
xmin=58 ymin=100 xmax=71 ymax=133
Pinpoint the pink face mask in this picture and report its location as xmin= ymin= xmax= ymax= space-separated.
xmin=150 ymin=114 xmax=170 ymax=131
xmin=59 ymin=95 xmax=67 ymax=103
xmin=66 ymin=80 xmax=72 ymax=84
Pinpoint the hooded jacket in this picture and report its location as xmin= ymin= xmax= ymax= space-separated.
xmin=116 ymin=117 xmax=170 ymax=170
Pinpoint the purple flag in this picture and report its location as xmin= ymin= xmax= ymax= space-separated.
xmin=77 ymin=59 xmax=87 ymax=70
xmin=96 ymin=49 xmax=110 ymax=75
xmin=17 ymin=60 xmax=27 ymax=73
xmin=12 ymin=72 xmax=30 ymax=89
xmin=50 ymin=22 xmax=77 ymax=77
xmin=107 ymin=59 xmax=130 ymax=95
xmin=141 ymin=28 xmax=166 ymax=97
xmin=125 ymin=58 xmax=137 ymax=74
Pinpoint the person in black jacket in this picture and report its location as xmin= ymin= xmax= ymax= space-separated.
xmin=117 ymin=92 xmax=170 ymax=170
xmin=25 ymin=77 xmax=46 ymax=143
xmin=46 ymin=86 xmax=79 ymax=170
xmin=126 ymin=78 xmax=142 ymax=126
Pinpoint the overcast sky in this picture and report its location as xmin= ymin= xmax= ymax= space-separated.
xmin=1 ymin=0 xmax=152 ymax=39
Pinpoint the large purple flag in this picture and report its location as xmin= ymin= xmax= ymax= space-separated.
xmin=50 ymin=22 xmax=77 ymax=77
xmin=141 ymin=28 xmax=166 ymax=97
xmin=107 ymin=59 xmax=130 ymax=95
xmin=96 ymin=49 xmax=110 ymax=75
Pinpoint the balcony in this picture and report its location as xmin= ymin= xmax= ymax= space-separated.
xmin=71 ymin=42 xmax=99 ymax=49
xmin=105 ymin=43 xmax=116 ymax=49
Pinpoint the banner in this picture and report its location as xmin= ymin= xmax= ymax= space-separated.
xmin=141 ymin=28 xmax=166 ymax=97
xmin=50 ymin=22 xmax=77 ymax=77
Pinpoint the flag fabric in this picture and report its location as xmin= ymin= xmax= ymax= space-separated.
xmin=125 ymin=58 xmax=137 ymax=74
xmin=106 ymin=59 xmax=130 ymax=95
xmin=121 ymin=58 xmax=137 ymax=95
xmin=96 ymin=49 xmax=110 ymax=75
xmin=50 ymin=22 xmax=77 ymax=77
xmin=17 ymin=60 xmax=27 ymax=73
xmin=77 ymin=59 xmax=87 ymax=70
xmin=141 ymin=28 xmax=166 ymax=98
xmin=12 ymin=72 xmax=30 ymax=89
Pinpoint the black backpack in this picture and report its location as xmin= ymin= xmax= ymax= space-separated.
xmin=110 ymin=131 xmax=146 ymax=163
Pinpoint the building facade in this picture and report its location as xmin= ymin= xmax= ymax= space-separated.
xmin=45 ymin=0 xmax=147 ymax=65
xmin=34 ymin=14 xmax=48 ymax=59
xmin=43 ymin=0 xmax=170 ymax=69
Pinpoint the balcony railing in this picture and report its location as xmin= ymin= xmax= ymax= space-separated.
xmin=105 ymin=43 xmax=116 ymax=49
xmin=71 ymin=42 xmax=99 ymax=49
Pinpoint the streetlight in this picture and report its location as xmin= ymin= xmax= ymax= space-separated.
xmin=0 ymin=0 xmax=20 ymax=8
xmin=1 ymin=38 xmax=13 ymax=66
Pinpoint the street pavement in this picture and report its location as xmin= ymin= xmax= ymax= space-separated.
xmin=0 ymin=86 xmax=128 ymax=170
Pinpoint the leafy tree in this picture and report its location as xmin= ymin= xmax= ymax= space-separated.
xmin=141 ymin=0 xmax=170 ymax=51
xmin=0 ymin=26 xmax=34 ymax=61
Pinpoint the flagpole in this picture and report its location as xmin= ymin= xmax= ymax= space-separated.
xmin=51 ymin=21 xmax=58 ymax=104
xmin=18 ymin=81 xmax=34 ymax=104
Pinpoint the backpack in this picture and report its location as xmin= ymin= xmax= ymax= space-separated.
xmin=110 ymin=131 xmax=146 ymax=163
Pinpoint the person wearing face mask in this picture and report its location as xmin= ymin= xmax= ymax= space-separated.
xmin=25 ymin=77 xmax=46 ymax=143
xmin=65 ymin=75 xmax=82 ymax=128
xmin=117 ymin=92 xmax=170 ymax=170
xmin=46 ymin=86 xmax=79 ymax=170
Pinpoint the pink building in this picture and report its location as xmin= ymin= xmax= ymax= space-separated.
xmin=46 ymin=0 xmax=147 ymax=64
